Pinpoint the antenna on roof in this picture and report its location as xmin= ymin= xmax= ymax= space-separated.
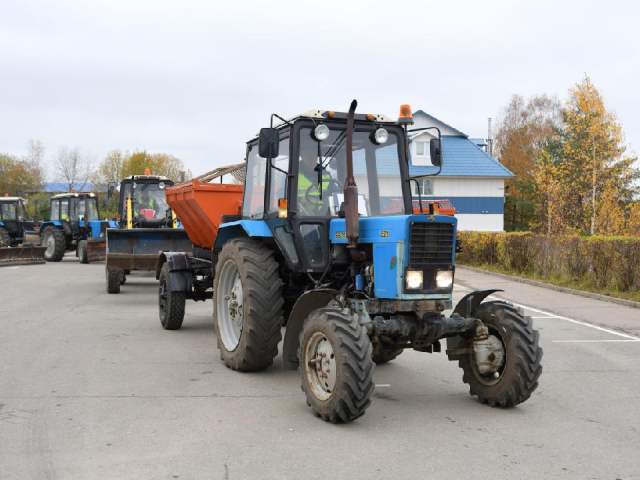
xmin=487 ymin=118 xmax=493 ymax=157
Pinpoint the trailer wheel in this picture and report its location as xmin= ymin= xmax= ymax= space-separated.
xmin=299 ymin=307 xmax=375 ymax=423
xmin=106 ymin=268 xmax=121 ymax=294
xmin=458 ymin=301 xmax=543 ymax=407
xmin=41 ymin=227 xmax=66 ymax=262
xmin=213 ymin=238 xmax=283 ymax=371
xmin=158 ymin=263 xmax=185 ymax=330
xmin=372 ymin=346 xmax=404 ymax=365
xmin=120 ymin=271 xmax=126 ymax=284
xmin=0 ymin=227 xmax=10 ymax=246
xmin=78 ymin=240 xmax=89 ymax=264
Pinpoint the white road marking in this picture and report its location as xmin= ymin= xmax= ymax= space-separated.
xmin=453 ymin=283 xmax=640 ymax=341
xmin=553 ymin=340 xmax=640 ymax=343
xmin=11 ymin=267 xmax=19 ymax=270
xmin=375 ymin=384 xmax=391 ymax=387
xmin=531 ymin=316 xmax=559 ymax=319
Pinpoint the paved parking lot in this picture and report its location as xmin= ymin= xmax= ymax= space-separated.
xmin=1 ymin=255 xmax=639 ymax=479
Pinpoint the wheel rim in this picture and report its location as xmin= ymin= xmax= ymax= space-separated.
xmin=217 ymin=259 xmax=243 ymax=351
xmin=304 ymin=330 xmax=337 ymax=401
xmin=159 ymin=277 xmax=167 ymax=319
xmin=44 ymin=232 xmax=55 ymax=257
xmin=471 ymin=328 xmax=507 ymax=386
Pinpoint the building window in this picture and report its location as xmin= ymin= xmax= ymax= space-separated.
xmin=415 ymin=141 xmax=428 ymax=156
xmin=413 ymin=178 xmax=433 ymax=196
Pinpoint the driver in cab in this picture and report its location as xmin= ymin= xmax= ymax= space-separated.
xmin=137 ymin=189 xmax=158 ymax=218
xmin=297 ymin=142 xmax=332 ymax=216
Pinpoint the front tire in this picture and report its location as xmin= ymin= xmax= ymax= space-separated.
xmin=41 ymin=227 xmax=66 ymax=262
xmin=213 ymin=238 xmax=283 ymax=371
xmin=78 ymin=240 xmax=89 ymax=264
xmin=106 ymin=268 xmax=121 ymax=294
xmin=299 ymin=307 xmax=375 ymax=423
xmin=458 ymin=301 xmax=543 ymax=407
xmin=159 ymin=263 xmax=185 ymax=330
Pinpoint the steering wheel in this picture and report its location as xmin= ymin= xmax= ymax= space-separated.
xmin=304 ymin=178 xmax=343 ymax=206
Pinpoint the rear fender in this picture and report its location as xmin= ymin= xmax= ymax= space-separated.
xmin=446 ymin=289 xmax=503 ymax=361
xmin=156 ymin=251 xmax=192 ymax=292
xmin=282 ymin=289 xmax=339 ymax=371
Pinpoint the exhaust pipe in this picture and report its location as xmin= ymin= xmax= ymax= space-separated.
xmin=344 ymin=99 xmax=359 ymax=248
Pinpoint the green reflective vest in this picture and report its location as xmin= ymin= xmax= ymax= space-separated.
xmin=298 ymin=171 xmax=330 ymax=212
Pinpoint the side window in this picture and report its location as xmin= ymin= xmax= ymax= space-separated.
xmin=242 ymin=146 xmax=267 ymax=219
xmin=50 ymin=200 xmax=59 ymax=221
xmin=268 ymin=137 xmax=290 ymax=214
xmin=60 ymin=200 xmax=69 ymax=220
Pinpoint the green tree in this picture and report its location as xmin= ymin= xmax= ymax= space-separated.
xmin=535 ymin=75 xmax=639 ymax=236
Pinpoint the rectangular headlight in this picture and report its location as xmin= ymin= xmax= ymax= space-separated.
xmin=436 ymin=270 xmax=453 ymax=289
xmin=405 ymin=270 xmax=423 ymax=290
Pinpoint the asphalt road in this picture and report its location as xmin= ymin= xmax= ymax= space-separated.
xmin=1 ymin=255 xmax=639 ymax=479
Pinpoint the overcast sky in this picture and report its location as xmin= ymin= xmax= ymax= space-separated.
xmin=1 ymin=0 xmax=638 ymax=179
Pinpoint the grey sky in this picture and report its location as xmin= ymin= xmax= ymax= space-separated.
xmin=1 ymin=0 xmax=638 ymax=179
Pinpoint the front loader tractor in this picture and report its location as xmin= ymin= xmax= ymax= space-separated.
xmin=160 ymin=102 xmax=543 ymax=423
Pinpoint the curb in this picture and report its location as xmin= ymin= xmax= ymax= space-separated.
xmin=457 ymin=265 xmax=640 ymax=310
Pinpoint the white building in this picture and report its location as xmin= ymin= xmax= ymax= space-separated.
xmin=353 ymin=110 xmax=513 ymax=231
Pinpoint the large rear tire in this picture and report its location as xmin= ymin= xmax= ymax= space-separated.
xmin=213 ymin=238 xmax=283 ymax=372
xmin=159 ymin=263 xmax=185 ymax=330
xmin=0 ymin=227 xmax=10 ymax=246
xmin=106 ymin=268 xmax=121 ymax=294
xmin=78 ymin=240 xmax=89 ymax=264
xmin=458 ymin=301 xmax=543 ymax=407
xmin=41 ymin=227 xmax=66 ymax=262
xmin=299 ymin=307 xmax=375 ymax=423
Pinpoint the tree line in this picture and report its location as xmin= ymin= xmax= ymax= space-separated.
xmin=494 ymin=74 xmax=639 ymax=236
xmin=0 ymin=146 xmax=187 ymax=196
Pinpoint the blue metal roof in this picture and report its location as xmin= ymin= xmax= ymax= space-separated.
xmin=43 ymin=182 xmax=97 ymax=193
xmin=410 ymin=136 xmax=514 ymax=178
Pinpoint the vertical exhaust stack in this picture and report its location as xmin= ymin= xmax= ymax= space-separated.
xmin=344 ymin=100 xmax=359 ymax=248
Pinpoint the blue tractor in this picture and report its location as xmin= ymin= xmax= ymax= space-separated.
xmin=39 ymin=192 xmax=116 ymax=262
xmin=160 ymin=101 xmax=543 ymax=423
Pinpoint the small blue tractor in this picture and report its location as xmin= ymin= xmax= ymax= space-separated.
xmin=159 ymin=101 xmax=543 ymax=423
xmin=39 ymin=192 xmax=115 ymax=262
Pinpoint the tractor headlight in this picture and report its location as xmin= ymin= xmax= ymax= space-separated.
xmin=314 ymin=124 xmax=330 ymax=141
xmin=436 ymin=270 xmax=454 ymax=289
xmin=373 ymin=128 xmax=389 ymax=145
xmin=405 ymin=270 xmax=423 ymax=290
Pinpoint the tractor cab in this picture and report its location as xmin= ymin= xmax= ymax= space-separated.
xmin=241 ymin=106 xmax=451 ymax=301
xmin=113 ymin=174 xmax=175 ymax=229
xmin=49 ymin=193 xmax=100 ymax=233
xmin=0 ymin=196 xmax=33 ymax=246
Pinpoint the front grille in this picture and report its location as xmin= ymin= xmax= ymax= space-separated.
xmin=409 ymin=222 xmax=454 ymax=264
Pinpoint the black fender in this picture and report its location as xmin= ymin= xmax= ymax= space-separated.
xmin=282 ymin=289 xmax=339 ymax=371
xmin=156 ymin=251 xmax=192 ymax=292
xmin=446 ymin=289 xmax=503 ymax=361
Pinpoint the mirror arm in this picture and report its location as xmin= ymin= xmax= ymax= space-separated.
xmin=270 ymin=113 xmax=291 ymax=128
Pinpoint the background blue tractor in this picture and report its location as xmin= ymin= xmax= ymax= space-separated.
xmin=159 ymin=101 xmax=543 ymax=423
xmin=39 ymin=192 xmax=116 ymax=262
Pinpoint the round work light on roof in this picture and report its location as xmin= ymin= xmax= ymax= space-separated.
xmin=373 ymin=128 xmax=389 ymax=145
xmin=159 ymin=182 xmax=166 ymax=190
xmin=314 ymin=124 xmax=330 ymax=141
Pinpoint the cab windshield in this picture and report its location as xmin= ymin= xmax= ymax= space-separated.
xmin=72 ymin=198 xmax=99 ymax=221
xmin=121 ymin=182 xmax=169 ymax=219
xmin=296 ymin=126 xmax=406 ymax=217
xmin=0 ymin=202 xmax=17 ymax=220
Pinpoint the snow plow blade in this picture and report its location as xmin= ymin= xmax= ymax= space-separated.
xmin=105 ymin=228 xmax=192 ymax=271
xmin=0 ymin=245 xmax=47 ymax=266
xmin=87 ymin=237 xmax=107 ymax=262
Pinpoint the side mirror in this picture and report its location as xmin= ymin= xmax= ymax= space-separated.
xmin=259 ymin=128 xmax=280 ymax=158
xmin=107 ymin=183 xmax=116 ymax=198
xmin=430 ymin=139 xmax=442 ymax=167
